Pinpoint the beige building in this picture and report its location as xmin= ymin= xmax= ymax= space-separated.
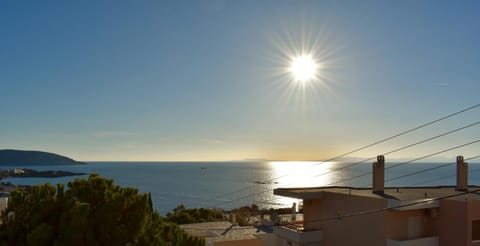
xmin=0 ymin=192 xmax=8 ymax=214
xmin=13 ymin=168 xmax=24 ymax=174
xmin=273 ymin=155 xmax=480 ymax=246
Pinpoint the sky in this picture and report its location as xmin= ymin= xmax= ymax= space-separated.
xmin=1 ymin=0 xmax=479 ymax=161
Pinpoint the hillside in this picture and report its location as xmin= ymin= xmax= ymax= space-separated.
xmin=0 ymin=149 xmax=85 ymax=166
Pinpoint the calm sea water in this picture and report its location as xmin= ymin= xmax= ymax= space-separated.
xmin=2 ymin=161 xmax=480 ymax=215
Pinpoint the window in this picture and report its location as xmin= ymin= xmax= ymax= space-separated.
xmin=472 ymin=220 xmax=480 ymax=241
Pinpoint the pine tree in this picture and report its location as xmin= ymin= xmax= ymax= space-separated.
xmin=0 ymin=174 xmax=204 ymax=246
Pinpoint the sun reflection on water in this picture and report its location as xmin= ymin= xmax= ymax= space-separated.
xmin=261 ymin=161 xmax=337 ymax=208
xmin=270 ymin=161 xmax=335 ymax=187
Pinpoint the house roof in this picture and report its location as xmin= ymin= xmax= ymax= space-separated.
xmin=180 ymin=221 xmax=264 ymax=244
xmin=274 ymin=185 xmax=480 ymax=202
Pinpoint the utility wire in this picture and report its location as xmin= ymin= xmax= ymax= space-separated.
xmin=413 ymin=168 xmax=480 ymax=186
xmin=213 ymin=139 xmax=480 ymax=208
xmin=189 ymin=188 xmax=480 ymax=231
xmin=302 ymin=188 xmax=480 ymax=226
xmin=411 ymin=157 xmax=480 ymax=186
xmin=311 ymin=121 xmax=480 ymax=180
xmin=211 ymin=132 xmax=480 ymax=208
xmin=384 ymin=155 xmax=480 ymax=185
xmin=386 ymin=140 xmax=480 ymax=170
xmin=201 ymin=103 xmax=480 ymax=205
xmin=204 ymin=157 xmax=480 ymax=230
xmin=353 ymin=155 xmax=480 ymax=189
xmin=313 ymin=103 xmax=480 ymax=162
xmin=325 ymin=139 xmax=480 ymax=187
xmin=206 ymin=155 xmax=480 ymax=233
xmin=255 ymin=155 xmax=480 ymax=207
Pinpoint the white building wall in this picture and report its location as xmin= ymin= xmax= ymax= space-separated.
xmin=0 ymin=197 xmax=8 ymax=212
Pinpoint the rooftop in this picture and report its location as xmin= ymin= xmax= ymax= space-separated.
xmin=274 ymin=185 xmax=480 ymax=201
xmin=180 ymin=221 xmax=264 ymax=244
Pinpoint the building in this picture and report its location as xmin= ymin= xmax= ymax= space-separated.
xmin=181 ymin=221 xmax=285 ymax=246
xmin=0 ymin=192 xmax=8 ymax=213
xmin=13 ymin=168 xmax=24 ymax=174
xmin=273 ymin=155 xmax=480 ymax=246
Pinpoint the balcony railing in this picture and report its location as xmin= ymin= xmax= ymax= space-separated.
xmin=386 ymin=236 xmax=438 ymax=246
xmin=273 ymin=221 xmax=322 ymax=244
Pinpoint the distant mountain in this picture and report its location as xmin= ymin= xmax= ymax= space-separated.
xmin=0 ymin=149 xmax=86 ymax=166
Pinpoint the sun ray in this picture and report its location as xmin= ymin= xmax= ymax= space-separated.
xmin=258 ymin=13 xmax=350 ymax=113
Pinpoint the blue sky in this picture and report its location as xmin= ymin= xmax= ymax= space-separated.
xmin=1 ymin=0 xmax=479 ymax=161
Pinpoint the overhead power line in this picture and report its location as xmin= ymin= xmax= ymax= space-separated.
xmin=326 ymin=139 xmax=480 ymax=187
xmin=212 ymin=128 xmax=480 ymax=207
xmin=411 ymin=156 xmax=480 ymax=186
xmin=302 ymin=188 xmax=480 ymax=226
xmin=253 ymin=154 xmax=480 ymax=207
xmin=383 ymin=155 xmax=480 ymax=185
xmin=213 ymin=139 xmax=480 ymax=207
xmin=312 ymin=121 xmax=480 ymax=180
xmin=190 ymin=188 xmax=480 ymax=232
xmin=201 ymin=103 xmax=480 ymax=206
xmin=386 ymin=140 xmax=480 ymax=170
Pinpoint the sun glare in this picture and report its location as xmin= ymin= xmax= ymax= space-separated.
xmin=265 ymin=24 xmax=337 ymax=105
xmin=265 ymin=161 xmax=336 ymax=207
xmin=289 ymin=55 xmax=318 ymax=83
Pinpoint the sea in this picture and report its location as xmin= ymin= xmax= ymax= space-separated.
xmin=1 ymin=161 xmax=480 ymax=215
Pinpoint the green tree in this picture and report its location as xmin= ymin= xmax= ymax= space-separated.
xmin=0 ymin=174 xmax=204 ymax=246
xmin=166 ymin=204 xmax=224 ymax=225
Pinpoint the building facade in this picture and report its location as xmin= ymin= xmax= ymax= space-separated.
xmin=273 ymin=156 xmax=480 ymax=246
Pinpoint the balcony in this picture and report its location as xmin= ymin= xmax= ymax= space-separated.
xmin=386 ymin=236 xmax=438 ymax=246
xmin=273 ymin=221 xmax=322 ymax=244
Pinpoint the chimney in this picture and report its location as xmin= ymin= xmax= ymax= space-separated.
xmin=456 ymin=155 xmax=468 ymax=191
xmin=373 ymin=155 xmax=385 ymax=194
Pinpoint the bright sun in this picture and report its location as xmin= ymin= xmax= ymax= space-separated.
xmin=289 ymin=54 xmax=318 ymax=83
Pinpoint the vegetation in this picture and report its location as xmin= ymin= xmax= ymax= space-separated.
xmin=0 ymin=174 xmax=204 ymax=246
xmin=229 ymin=204 xmax=303 ymax=226
xmin=165 ymin=204 xmax=224 ymax=225
xmin=229 ymin=204 xmax=259 ymax=226
xmin=1 ymin=168 xmax=85 ymax=179
xmin=0 ymin=149 xmax=85 ymax=166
